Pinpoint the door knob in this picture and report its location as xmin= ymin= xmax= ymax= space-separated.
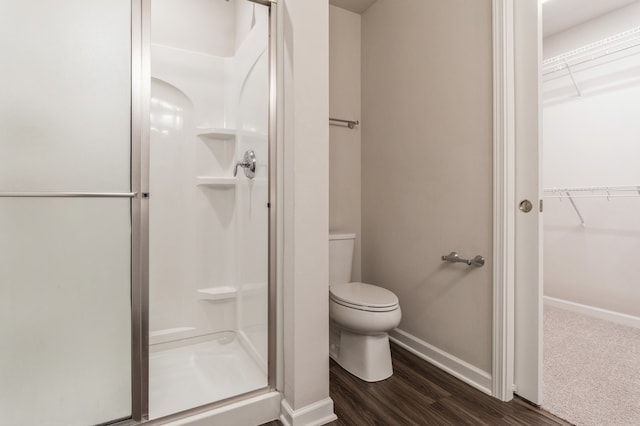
xmin=234 ymin=150 xmax=256 ymax=179
xmin=519 ymin=199 xmax=533 ymax=213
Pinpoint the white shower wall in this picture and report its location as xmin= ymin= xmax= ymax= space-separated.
xmin=149 ymin=0 xmax=269 ymax=368
xmin=543 ymin=3 xmax=640 ymax=318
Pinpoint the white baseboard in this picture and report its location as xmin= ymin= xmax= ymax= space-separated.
xmin=161 ymin=391 xmax=281 ymax=426
xmin=280 ymin=397 xmax=337 ymax=426
xmin=544 ymin=296 xmax=640 ymax=329
xmin=389 ymin=329 xmax=492 ymax=395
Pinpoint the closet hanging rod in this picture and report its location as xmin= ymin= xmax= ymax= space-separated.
xmin=329 ymin=117 xmax=359 ymax=129
xmin=543 ymin=186 xmax=640 ymax=226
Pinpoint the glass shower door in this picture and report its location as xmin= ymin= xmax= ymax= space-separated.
xmin=147 ymin=0 xmax=271 ymax=418
xmin=0 ymin=1 xmax=133 ymax=425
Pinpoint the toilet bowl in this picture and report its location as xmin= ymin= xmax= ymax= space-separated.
xmin=329 ymin=234 xmax=402 ymax=382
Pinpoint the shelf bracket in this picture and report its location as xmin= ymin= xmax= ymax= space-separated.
xmin=564 ymin=61 xmax=582 ymax=97
xmin=565 ymin=191 xmax=585 ymax=226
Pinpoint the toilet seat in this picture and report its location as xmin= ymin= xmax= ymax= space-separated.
xmin=330 ymin=282 xmax=399 ymax=312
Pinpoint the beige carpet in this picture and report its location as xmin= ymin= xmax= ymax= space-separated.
xmin=543 ymin=305 xmax=640 ymax=426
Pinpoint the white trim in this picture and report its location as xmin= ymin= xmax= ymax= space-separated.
xmin=491 ymin=0 xmax=516 ymax=402
xmin=279 ymin=398 xmax=337 ymax=426
xmin=159 ymin=391 xmax=281 ymax=426
xmin=511 ymin=0 xmax=544 ymax=405
xmin=545 ymin=296 xmax=640 ymax=329
xmin=390 ymin=329 xmax=492 ymax=396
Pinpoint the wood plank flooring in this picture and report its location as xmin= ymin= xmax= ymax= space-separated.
xmin=263 ymin=342 xmax=570 ymax=425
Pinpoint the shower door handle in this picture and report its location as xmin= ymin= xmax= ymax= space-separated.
xmin=233 ymin=150 xmax=256 ymax=179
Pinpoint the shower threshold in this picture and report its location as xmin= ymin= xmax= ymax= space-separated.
xmin=148 ymin=330 xmax=267 ymax=420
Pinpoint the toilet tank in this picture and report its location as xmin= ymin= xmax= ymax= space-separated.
xmin=329 ymin=233 xmax=356 ymax=285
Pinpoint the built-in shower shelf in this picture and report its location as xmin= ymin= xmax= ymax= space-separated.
xmin=196 ymin=128 xmax=236 ymax=140
xmin=195 ymin=176 xmax=237 ymax=188
xmin=197 ymin=286 xmax=237 ymax=301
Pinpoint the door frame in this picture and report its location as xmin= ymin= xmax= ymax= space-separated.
xmin=491 ymin=0 xmax=515 ymax=403
xmin=492 ymin=0 xmax=543 ymax=404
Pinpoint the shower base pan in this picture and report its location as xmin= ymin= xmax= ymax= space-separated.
xmin=148 ymin=331 xmax=267 ymax=420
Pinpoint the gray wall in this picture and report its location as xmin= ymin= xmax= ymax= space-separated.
xmin=329 ymin=6 xmax=362 ymax=281
xmin=361 ymin=0 xmax=494 ymax=372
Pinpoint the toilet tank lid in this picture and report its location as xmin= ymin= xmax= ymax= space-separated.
xmin=329 ymin=233 xmax=356 ymax=240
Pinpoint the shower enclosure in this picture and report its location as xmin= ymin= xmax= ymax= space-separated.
xmin=147 ymin=0 xmax=272 ymax=419
xmin=0 ymin=0 xmax=275 ymax=424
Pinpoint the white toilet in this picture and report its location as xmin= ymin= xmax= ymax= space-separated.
xmin=329 ymin=233 xmax=401 ymax=382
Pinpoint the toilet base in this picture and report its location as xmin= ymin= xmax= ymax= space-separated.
xmin=330 ymin=327 xmax=393 ymax=382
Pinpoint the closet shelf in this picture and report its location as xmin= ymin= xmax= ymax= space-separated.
xmin=197 ymin=286 xmax=237 ymax=301
xmin=543 ymin=185 xmax=640 ymax=226
xmin=196 ymin=128 xmax=236 ymax=140
xmin=543 ymin=26 xmax=640 ymax=77
xmin=195 ymin=176 xmax=237 ymax=188
xmin=543 ymin=185 xmax=640 ymax=197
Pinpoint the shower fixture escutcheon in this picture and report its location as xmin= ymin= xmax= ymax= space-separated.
xmin=234 ymin=150 xmax=256 ymax=179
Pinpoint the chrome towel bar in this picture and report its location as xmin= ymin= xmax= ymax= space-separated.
xmin=441 ymin=252 xmax=485 ymax=267
xmin=329 ymin=117 xmax=359 ymax=129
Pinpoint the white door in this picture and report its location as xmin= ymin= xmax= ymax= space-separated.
xmin=513 ymin=0 xmax=543 ymax=405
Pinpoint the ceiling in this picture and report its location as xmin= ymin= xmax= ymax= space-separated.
xmin=543 ymin=0 xmax=639 ymax=37
xmin=328 ymin=0 xmax=639 ymax=37
xmin=329 ymin=0 xmax=377 ymax=15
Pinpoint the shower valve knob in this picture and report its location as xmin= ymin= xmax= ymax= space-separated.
xmin=233 ymin=150 xmax=256 ymax=179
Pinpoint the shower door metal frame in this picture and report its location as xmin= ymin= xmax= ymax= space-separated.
xmin=129 ymin=0 xmax=280 ymax=423
xmin=0 ymin=0 xmax=277 ymax=424
xmin=130 ymin=0 xmax=148 ymax=421
xmin=267 ymin=0 xmax=279 ymax=394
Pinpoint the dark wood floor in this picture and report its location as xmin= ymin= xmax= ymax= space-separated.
xmin=264 ymin=342 xmax=570 ymax=425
